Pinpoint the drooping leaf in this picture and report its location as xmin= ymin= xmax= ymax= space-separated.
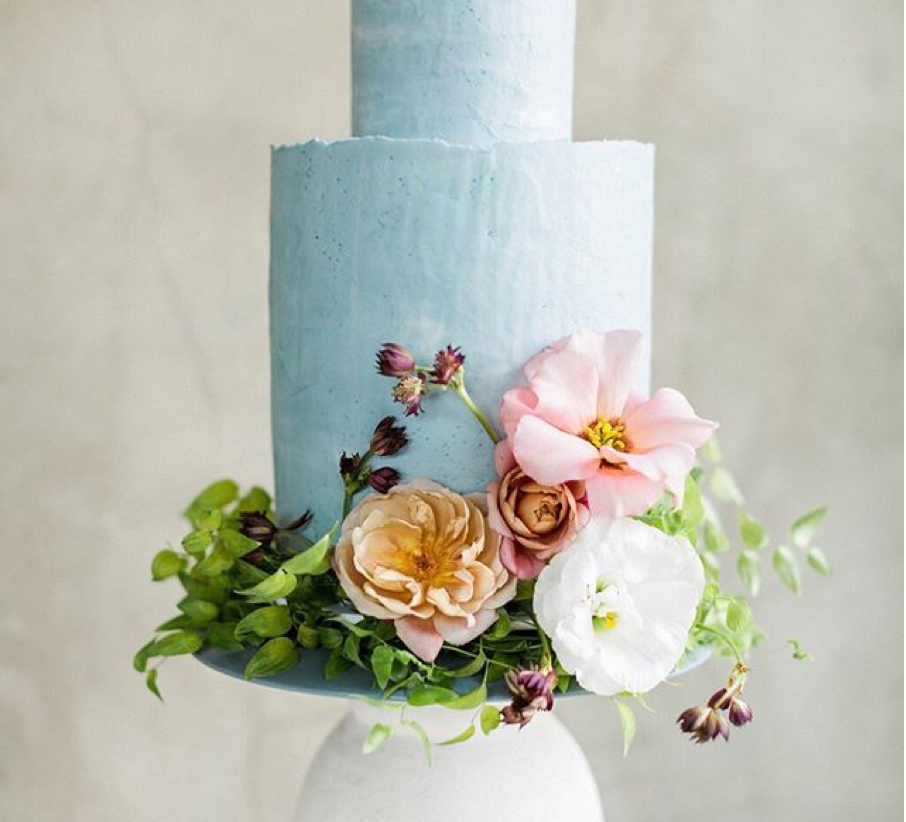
xmin=362 ymin=722 xmax=393 ymax=754
xmin=243 ymin=637 xmax=299 ymax=680
xmin=772 ymin=545 xmax=802 ymax=594
xmin=703 ymin=521 xmax=730 ymax=554
xmin=151 ymin=630 xmax=203 ymax=658
xmin=613 ymin=698 xmax=636 ymax=757
xmin=343 ymin=633 xmax=364 ymax=667
xmin=133 ymin=639 xmax=156 ymax=673
xmin=151 ymin=549 xmax=185 ymax=581
xmin=726 ymin=599 xmax=752 ymax=632
xmin=806 ymin=546 xmax=832 ymax=576
xmin=788 ymin=638 xmax=813 ymax=661
xmin=407 ymin=684 xmax=457 ymax=707
xmin=234 ymin=605 xmax=292 ymax=641
xmin=709 ymin=466 xmax=744 ymax=505
xmin=281 ymin=523 xmax=338 ymax=576
xmin=236 ymin=568 xmax=296 ymax=603
xmin=371 ymin=644 xmax=395 ymax=690
xmin=177 ymin=597 xmax=219 ymax=624
xmin=739 ymin=512 xmax=768 ymax=550
xmin=700 ymin=437 xmax=721 ymax=463
xmin=480 ymin=704 xmax=501 ymax=735
xmin=445 ymin=684 xmax=487 ymax=711
xmin=448 ymin=650 xmax=486 ymax=678
xmin=438 ymin=723 xmax=476 ymax=746
xmin=324 ymin=647 xmax=353 ymax=680
xmin=791 ymin=507 xmax=827 ymax=549
xmin=401 ymin=719 xmax=433 ymax=764
xmin=146 ymin=668 xmax=163 ymax=701
xmin=737 ymin=549 xmax=761 ymax=596
xmin=682 ymin=475 xmax=704 ymax=528
xmin=699 ymin=550 xmax=720 ymax=583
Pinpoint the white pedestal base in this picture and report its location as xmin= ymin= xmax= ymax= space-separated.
xmin=295 ymin=702 xmax=605 ymax=822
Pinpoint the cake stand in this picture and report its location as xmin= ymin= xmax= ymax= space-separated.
xmin=198 ymin=645 xmax=711 ymax=822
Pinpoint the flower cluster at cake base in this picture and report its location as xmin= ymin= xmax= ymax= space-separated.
xmin=135 ymin=329 xmax=829 ymax=757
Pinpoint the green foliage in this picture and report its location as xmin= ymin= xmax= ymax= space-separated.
xmin=363 ymin=723 xmax=393 ymax=754
xmin=244 ymin=637 xmax=299 ymax=680
xmin=235 ymin=605 xmax=292 ymax=641
xmin=612 ymin=698 xmax=636 ymax=757
xmin=480 ymin=704 xmax=501 ymax=734
xmin=791 ymin=507 xmax=827 ymax=549
xmin=151 ymin=549 xmax=185 ymax=581
xmin=772 ymin=546 xmax=802 ymax=594
xmin=438 ymin=723 xmax=476 ymax=746
xmin=788 ymin=639 xmax=814 ymax=661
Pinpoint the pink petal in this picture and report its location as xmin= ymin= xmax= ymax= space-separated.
xmin=499 ymin=537 xmax=546 ymax=580
xmin=493 ymin=439 xmax=516 ymax=476
xmin=499 ymin=388 xmax=538 ymax=440
xmin=604 ymin=443 xmax=696 ymax=484
xmin=524 ymin=336 xmax=569 ymax=380
xmin=512 ymin=415 xmax=601 ymax=486
xmin=486 ymin=484 xmax=514 ymax=539
xmin=529 ymin=348 xmax=599 ymax=435
xmin=433 ymin=609 xmax=499 ymax=645
xmin=624 ymin=387 xmax=717 ymax=450
xmin=584 ymin=472 xmax=664 ymax=517
xmin=394 ymin=616 xmax=444 ymax=663
xmin=567 ymin=329 xmax=644 ymax=420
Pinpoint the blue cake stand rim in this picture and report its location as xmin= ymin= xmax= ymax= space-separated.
xmin=196 ymin=643 xmax=712 ymax=703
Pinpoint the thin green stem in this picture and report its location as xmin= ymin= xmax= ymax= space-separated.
xmin=453 ymin=376 xmax=500 ymax=444
xmin=696 ymin=624 xmax=745 ymax=665
xmin=530 ymin=614 xmax=553 ymax=670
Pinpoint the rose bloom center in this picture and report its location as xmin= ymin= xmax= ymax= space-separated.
xmin=386 ymin=527 xmax=461 ymax=588
xmin=584 ymin=418 xmax=630 ymax=451
xmin=515 ymin=490 xmax=564 ymax=535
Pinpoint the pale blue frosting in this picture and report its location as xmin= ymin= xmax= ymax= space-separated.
xmin=352 ymin=0 xmax=576 ymax=145
xmin=270 ymin=138 xmax=653 ymax=532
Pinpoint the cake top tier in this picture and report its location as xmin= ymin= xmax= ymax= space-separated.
xmin=352 ymin=0 xmax=576 ymax=146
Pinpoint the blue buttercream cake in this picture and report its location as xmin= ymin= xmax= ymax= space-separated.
xmin=270 ymin=0 xmax=654 ymax=533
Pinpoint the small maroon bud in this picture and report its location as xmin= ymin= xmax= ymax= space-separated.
xmin=376 ymin=343 xmax=416 ymax=378
xmin=677 ymin=705 xmax=730 ymax=744
xmin=244 ymin=548 xmax=266 ymax=565
xmin=728 ymin=697 xmax=753 ymax=727
xmin=501 ymin=665 xmax=556 ymax=728
xmin=431 ymin=345 xmax=466 ymax=386
xmin=339 ymin=451 xmax=363 ymax=479
xmin=239 ymin=511 xmax=278 ymax=546
xmin=369 ymin=466 xmax=401 ymax=493
xmin=707 ymin=688 xmax=729 ymax=710
xmin=392 ymin=373 xmax=428 ymax=417
xmin=370 ymin=415 xmax=408 ymax=456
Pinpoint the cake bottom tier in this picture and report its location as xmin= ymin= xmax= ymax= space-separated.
xmin=270 ymin=137 xmax=653 ymax=532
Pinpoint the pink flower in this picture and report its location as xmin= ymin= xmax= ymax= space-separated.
xmin=499 ymin=330 xmax=717 ymax=518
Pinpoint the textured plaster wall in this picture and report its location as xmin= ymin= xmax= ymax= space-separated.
xmin=0 ymin=1 xmax=901 ymax=821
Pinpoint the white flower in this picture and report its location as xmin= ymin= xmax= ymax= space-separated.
xmin=533 ymin=517 xmax=704 ymax=695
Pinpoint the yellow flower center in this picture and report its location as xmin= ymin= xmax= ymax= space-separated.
xmin=585 ymin=418 xmax=629 ymax=451
xmin=592 ymin=612 xmax=619 ymax=632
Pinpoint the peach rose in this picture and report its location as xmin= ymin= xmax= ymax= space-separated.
xmin=488 ymin=467 xmax=586 ymax=580
xmin=333 ymin=480 xmax=516 ymax=662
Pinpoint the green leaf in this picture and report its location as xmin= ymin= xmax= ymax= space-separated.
xmin=438 ymin=723 xmax=476 ymax=746
xmin=514 ymin=580 xmax=536 ymax=602
xmin=184 ymin=479 xmax=239 ymax=522
xmin=788 ymin=639 xmax=814 ymax=661
xmin=480 ymin=704 xmax=501 ymax=735
xmin=737 ymin=549 xmax=761 ymax=596
xmin=146 ymin=668 xmax=163 ymax=701
xmin=194 ymin=542 xmax=234 ymax=576
xmin=281 ymin=523 xmax=338 ymax=576
xmin=178 ymin=571 xmax=232 ymax=604
xmin=806 ymin=546 xmax=832 ymax=576
xmin=726 ymin=599 xmax=752 ymax=632
xmin=486 ymin=609 xmax=511 ymax=639
xmin=295 ymin=624 xmax=320 ymax=650
xmin=237 ymin=486 xmax=271 ymax=513
xmin=317 ymin=626 xmax=343 ymax=649
xmin=709 ymin=466 xmax=744 ymax=506
xmin=343 ymin=633 xmax=364 ymax=667
xmin=448 ymin=650 xmax=486 ymax=678
xmin=243 ymin=637 xmax=299 ymax=680
xmin=703 ymin=521 xmax=730 ymax=554
xmin=700 ymin=437 xmax=721 ymax=463
xmin=151 ymin=549 xmax=185 ymax=581
xmin=445 ymin=684 xmax=487 ymax=711
xmin=235 ymin=605 xmax=292 ymax=641
xmin=407 ymin=684 xmax=457 ymax=707
xmin=206 ymin=622 xmax=242 ymax=652
xmin=401 ymin=719 xmax=433 ymax=764
xmin=699 ymin=550 xmax=720 ymax=583
xmin=772 ymin=545 xmax=802 ymax=594
xmin=236 ymin=568 xmax=296 ymax=603
xmin=739 ymin=512 xmax=768 ymax=550
xmin=196 ymin=508 xmax=223 ymax=532
xmin=220 ymin=529 xmax=259 ymax=559
xmin=181 ymin=530 xmax=213 ymax=557
xmin=371 ymin=644 xmax=395 ymax=690
xmin=151 ymin=630 xmax=202 ymax=658
xmin=613 ymin=698 xmax=636 ymax=757
xmin=177 ymin=597 xmax=219 ymax=624
xmin=324 ymin=647 xmax=353 ymax=680
xmin=791 ymin=507 xmax=827 ymax=549
xmin=682 ymin=475 xmax=704 ymax=528
xmin=362 ymin=722 xmax=393 ymax=754
xmin=133 ymin=639 xmax=156 ymax=673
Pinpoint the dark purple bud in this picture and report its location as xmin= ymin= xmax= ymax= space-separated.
xmin=369 ymin=466 xmax=401 ymax=493
xmin=431 ymin=345 xmax=466 ymax=386
xmin=239 ymin=511 xmax=278 ymax=546
xmin=392 ymin=374 xmax=428 ymax=417
xmin=728 ymin=697 xmax=753 ymax=727
xmin=370 ymin=415 xmax=408 ymax=456
xmin=707 ymin=688 xmax=729 ymax=710
xmin=339 ymin=451 xmax=363 ymax=479
xmin=677 ymin=705 xmax=730 ymax=744
xmin=244 ymin=548 xmax=266 ymax=565
xmin=501 ymin=665 xmax=556 ymax=728
xmin=376 ymin=343 xmax=416 ymax=378
xmin=282 ymin=510 xmax=313 ymax=532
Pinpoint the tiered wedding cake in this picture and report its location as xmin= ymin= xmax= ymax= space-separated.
xmin=270 ymin=0 xmax=653 ymax=531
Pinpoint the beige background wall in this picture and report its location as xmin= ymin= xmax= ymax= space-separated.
xmin=1 ymin=1 xmax=902 ymax=820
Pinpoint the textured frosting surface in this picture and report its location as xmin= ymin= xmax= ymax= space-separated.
xmin=352 ymin=0 xmax=576 ymax=145
xmin=270 ymin=138 xmax=653 ymax=531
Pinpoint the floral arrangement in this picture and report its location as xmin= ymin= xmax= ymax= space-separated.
xmin=135 ymin=330 xmax=828 ymax=755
